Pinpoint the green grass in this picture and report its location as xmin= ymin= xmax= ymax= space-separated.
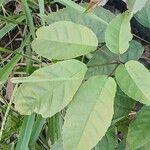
xmin=0 ymin=0 xmax=62 ymax=148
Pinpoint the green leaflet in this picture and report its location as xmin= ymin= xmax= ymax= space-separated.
xmin=123 ymin=0 xmax=148 ymax=15
xmin=51 ymin=138 xmax=63 ymax=150
xmin=11 ymin=59 xmax=87 ymax=118
xmin=32 ymin=21 xmax=98 ymax=60
xmin=45 ymin=7 xmax=114 ymax=42
xmin=51 ymin=128 xmax=117 ymax=150
xmin=55 ymin=0 xmax=109 ymax=25
xmin=105 ymin=11 xmax=133 ymax=54
xmin=117 ymin=139 xmax=126 ymax=150
xmin=127 ymin=106 xmax=150 ymax=150
xmin=135 ymin=0 xmax=150 ymax=28
xmin=119 ymin=40 xmax=144 ymax=63
xmin=113 ymin=88 xmax=135 ymax=121
xmin=93 ymin=128 xmax=117 ymax=150
xmin=137 ymin=141 xmax=150 ymax=150
xmin=115 ymin=60 xmax=150 ymax=105
xmin=63 ymin=75 xmax=116 ymax=150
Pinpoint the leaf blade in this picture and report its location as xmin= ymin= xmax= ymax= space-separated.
xmin=12 ymin=59 xmax=87 ymax=118
xmin=63 ymin=75 xmax=116 ymax=150
xmin=45 ymin=7 xmax=114 ymax=43
xmin=123 ymin=0 xmax=148 ymax=15
xmin=105 ymin=11 xmax=133 ymax=54
xmin=127 ymin=106 xmax=150 ymax=150
xmin=32 ymin=21 xmax=98 ymax=60
xmin=135 ymin=0 xmax=150 ymax=28
xmin=115 ymin=60 xmax=150 ymax=105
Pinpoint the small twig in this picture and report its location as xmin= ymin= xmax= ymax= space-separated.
xmin=133 ymin=33 xmax=150 ymax=44
xmin=141 ymin=56 xmax=150 ymax=62
xmin=1 ymin=48 xmax=42 ymax=64
xmin=0 ymin=84 xmax=18 ymax=142
xmin=4 ymin=31 xmax=20 ymax=48
xmin=108 ymin=63 xmax=120 ymax=76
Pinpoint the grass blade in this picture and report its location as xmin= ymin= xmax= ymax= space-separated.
xmin=47 ymin=113 xmax=63 ymax=144
xmin=16 ymin=114 xmax=35 ymax=150
xmin=0 ymin=14 xmax=24 ymax=24
xmin=0 ymin=54 xmax=21 ymax=90
xmin=0 ymin=15 xmax=25 ymax=39
xmin=29 ymin=115 xmax=46 ymax=148
xmin=38 ymin=0 xmax=45 ymax=26
xmin=21 ymin=0 xmax=35 ymax=39
xmin=0 ymin=33 xmax=31 ymax=90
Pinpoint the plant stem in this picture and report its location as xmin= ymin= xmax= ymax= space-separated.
xmin=0 ymin=84 xmax=18 ymax=142
xmin=29 ymin=115 xmax=46 ymax=148
xmin=133 ymin=33 xmax=150 ymax=44
xmin=38 ymin=0 xmax=45 ymax=26
xmin=15 ymin=114 xmax=35 ymax=150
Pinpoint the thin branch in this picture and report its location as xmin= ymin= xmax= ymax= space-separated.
xmin=133 ymin=33 xmax=150 ymax=44
xmin=108 ymin=64 xmax=120 ymax=76
xmin=0 ymin=85 xmax=18 ymax=141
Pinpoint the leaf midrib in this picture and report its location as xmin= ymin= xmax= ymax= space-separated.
xmin=34 ymin=38 xmax=98 ymax=47
xmin=125 ymin=66 xmax=149 ymax=103
xmin=76 ymin=78 xmax=107 ymax=149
